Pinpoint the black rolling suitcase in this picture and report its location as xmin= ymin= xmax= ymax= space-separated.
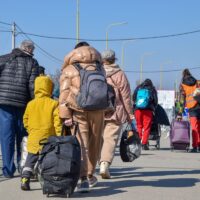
xmin=38 ymin=123 xmax=81 ymax=198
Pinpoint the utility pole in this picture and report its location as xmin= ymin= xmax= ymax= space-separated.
xmin=76 ymin=0 xmax=80 ymax=44
xmin=12 ymin=22 xmax=16 ymax=50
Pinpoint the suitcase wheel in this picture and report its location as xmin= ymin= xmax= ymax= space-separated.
xmin=65 ymin=188 xmax=72 ymax=198
xmin=156 ymin=144 xmax=160 ymax=150
xmin=156 ymin=140 xmax=160 ymax=150
xmin=66 ymin=193 xmax=70 ymax=198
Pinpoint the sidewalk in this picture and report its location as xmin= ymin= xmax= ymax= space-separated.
xmin=0 ymin=135 xmax=200 ymax=200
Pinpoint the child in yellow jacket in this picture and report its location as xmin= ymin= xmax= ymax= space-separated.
xmin=21 ymin=75 xmax=62 ymax=191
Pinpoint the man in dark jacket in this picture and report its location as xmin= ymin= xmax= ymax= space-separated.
xmin=133 ymin=79 xmax=158 ymax=150
xmin=0 ymin=40 xmax=39 ymax=177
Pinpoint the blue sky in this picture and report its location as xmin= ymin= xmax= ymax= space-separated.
xmin=1 ymin=0 xmax=200 ymax=90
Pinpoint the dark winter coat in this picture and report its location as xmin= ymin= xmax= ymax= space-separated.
xmin=132 ymin=81 xmax=158 ymax=112
xmin=0 ymin=48 xmax=39 ymax=107
xmin=154 ymin=104 xmax=170 ymax=126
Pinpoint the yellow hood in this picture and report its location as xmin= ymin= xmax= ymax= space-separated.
xmin=34 ymin=76 xmax=53 ymax=98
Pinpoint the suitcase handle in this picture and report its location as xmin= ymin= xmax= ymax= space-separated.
xmin=39 ymin=122 xmax=80 ymax=145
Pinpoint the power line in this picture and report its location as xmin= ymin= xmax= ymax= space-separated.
xmin=2 ymin=20 xmax=200 ymax=41
xmin=2 ymin=20 xmax=200 ymax=72
xmin=124 ymin=66 xmax=200 ymax=73
xmin=0 ymin=30 xmax=12 ymax=33
xmin=16 ymin=29 xmax=200 ymax=41
xmin=0 ymin=21 xmax=63 ymax=64
xmin=0 ymin=21 xmax=12 ymax=26
xmin=15 ymin=24 xmax=63 ymax=64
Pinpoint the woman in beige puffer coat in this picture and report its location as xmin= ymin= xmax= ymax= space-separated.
xmin=59 ymin=43 xmax=105 ymax=192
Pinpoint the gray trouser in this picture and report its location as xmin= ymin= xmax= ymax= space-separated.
xmin=22 ymin=153 xmax=39 ymax=178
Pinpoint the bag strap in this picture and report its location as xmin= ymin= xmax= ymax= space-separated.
xmin=39 ymin=122 xmax=80 ymax=145
xmin=61 ymin=121 xmax=80 ymax=136
xmin=38 ymin=122 xmax=80 ymax=163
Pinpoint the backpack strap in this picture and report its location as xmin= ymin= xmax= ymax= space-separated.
xmin=73 ymin=63 xmax=83 ymax=71
xmin=96 ymin=61 xmax=103 ymax=71
xmin=73 ymin=62 xmax=99 ymax=71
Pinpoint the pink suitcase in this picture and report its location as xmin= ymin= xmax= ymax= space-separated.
xmin=170 ymin=119 xmax=190 ymax=151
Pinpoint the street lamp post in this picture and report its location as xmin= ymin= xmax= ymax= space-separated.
xmin=121 ymin=40 xmax=136 ymax=68
xmin=106 ymin=22 xmax=127 ymax=50
xmin=140 ymin=52 xmax=154 ymax=84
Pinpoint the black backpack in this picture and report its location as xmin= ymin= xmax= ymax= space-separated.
xmin=73 ymin=62 xmax=115 ymax=111
xmin=38 ymin=123 xmax=81 ymax=197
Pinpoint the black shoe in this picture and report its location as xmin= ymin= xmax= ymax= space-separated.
xmin=21 ymin=177 xmax=30 ymax=191
xmin=190 ymin=147 xmax=198 ymax=153
xmin=142 ymin=144 xmax=149 ymax=150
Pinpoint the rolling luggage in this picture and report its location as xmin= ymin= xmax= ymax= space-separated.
xmin=170 ymin=119 xmax=190 ymax=151
xmin=38 ymin=123 xmax=81 ymax=198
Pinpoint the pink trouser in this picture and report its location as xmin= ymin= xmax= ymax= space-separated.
xmin=134 ymin=109 xmax=153 ymax=145
xmin=100 ymin=120 xmax=122 ymax=164
xmin=73 ymin=110 xmax=104 ymax=178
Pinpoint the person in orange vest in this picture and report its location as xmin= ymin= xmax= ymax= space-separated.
xmin=179 ymin=68 xmax=200 ymax=152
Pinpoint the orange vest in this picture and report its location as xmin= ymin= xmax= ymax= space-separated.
xmin=181 ymin=83 xmax=197 ymax=109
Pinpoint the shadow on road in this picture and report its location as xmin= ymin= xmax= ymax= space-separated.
xmin=71 ymin=177 xmax=200 ymax=198
xmin=69 ymin=167 xmax=200 ymax=198
xmin=0 ymin=174 xmax=20 ymax=183
xmin=110 ymin=167 xmax=200 ymax=180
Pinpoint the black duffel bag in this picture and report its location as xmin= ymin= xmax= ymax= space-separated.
xmin=38 ymin=123 xmax=81 ymax=198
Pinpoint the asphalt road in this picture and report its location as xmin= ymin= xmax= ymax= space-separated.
xmin=0 ymin=133 xmax=200 ymax=200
